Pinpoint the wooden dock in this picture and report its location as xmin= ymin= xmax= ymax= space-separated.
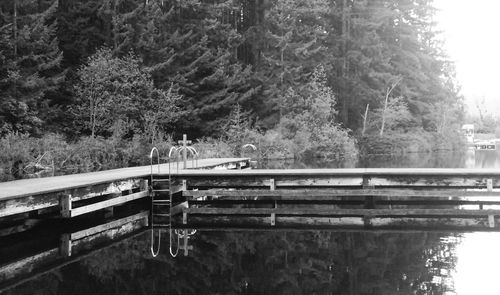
xmin=0 ymin=157 xmax=249 ymax=290
xmin=3 ymin=164 xmax=500 ymax=288
xmin=167 ymin=168 xmax=500 ymax=231
xmin=0 ymin=158 xmax=250 ymax=200
xmin=0 ymin=158 xmax=249 ymax=219
xmin=2 ymin=166 xmax=500 ymax=230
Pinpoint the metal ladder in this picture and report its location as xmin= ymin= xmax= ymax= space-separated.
xmin=149 ymin=147 xmax=179 ymax=257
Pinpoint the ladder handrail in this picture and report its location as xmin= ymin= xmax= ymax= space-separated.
xmin=150 ymin=145 xmax=196 ymax=258
xmin=167 ymin=146 xmax=179 ymax=257
xmin=150 ymin=147 xmax=160 ymax=184
xmin=149 ymin=147 xmax=161 ymax=257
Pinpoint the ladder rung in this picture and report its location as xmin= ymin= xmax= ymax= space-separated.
xmin=153 ymin=223 xmax=171 ymax=227
xmin=153 ymin=200 xmax=171 ymax=203
xmin=152 ymin=178 xmax=170 ymax=182
xmin=152 ymin=189 xmax=170 ymax=192
xmin=153 ymin=213 xmax=171 ymax=217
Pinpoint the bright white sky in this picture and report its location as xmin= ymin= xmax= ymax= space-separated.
xmin=434 ymin=0 xmax=500 ymax=116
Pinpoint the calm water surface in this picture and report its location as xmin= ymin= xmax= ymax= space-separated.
xmin=6 ymin=149 xmax=500 ymax=295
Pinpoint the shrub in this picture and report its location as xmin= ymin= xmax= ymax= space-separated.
xmin=358 ymin=129 xmax=465 ymax=156
xmin=0 ymin=131 xmax=175 ymax=180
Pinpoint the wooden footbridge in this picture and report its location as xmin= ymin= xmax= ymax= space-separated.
xmin=3 ymin=157 xmax=500 ymax=289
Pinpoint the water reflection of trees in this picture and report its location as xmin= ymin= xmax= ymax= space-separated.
xmin=7 ymin=231 xmax=459 ymax=295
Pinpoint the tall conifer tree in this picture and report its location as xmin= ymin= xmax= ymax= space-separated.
xmin=0 ymin=0 xmax=64 ymax=135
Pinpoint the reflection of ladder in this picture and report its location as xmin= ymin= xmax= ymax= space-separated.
xmin=149 ymin=147 xmax=178 ymax=257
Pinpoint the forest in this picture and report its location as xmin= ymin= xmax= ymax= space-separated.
xmin=0 ymin=0 xmax=465 ymax=175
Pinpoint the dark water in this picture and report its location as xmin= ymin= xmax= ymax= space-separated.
xmin=6 ymin=149 xmax=500 ymax=295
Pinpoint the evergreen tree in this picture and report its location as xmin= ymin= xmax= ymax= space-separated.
xmin=256 ymin=0 xmax=330 ymax=127
xmin=57 ymin=0 xmax=110 ymax=67
xmin=0 ymin=0 xmax=64 ymax=136
xmin=325 ymin=0 xmax=463 ymax=134
xmin=110 ymin=0 xmax=260 ymax=137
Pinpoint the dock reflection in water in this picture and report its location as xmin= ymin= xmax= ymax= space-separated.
xmin=0 ymin=211 xmax=149 ymax=293
xmin=3 ymin=229 xmax=462 ymax=295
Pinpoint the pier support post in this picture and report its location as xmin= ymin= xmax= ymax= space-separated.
xmin=60 ymin=234 xmax=72 ymax=257
xmin=269 ymin=179 xmax=275 ymax=190
xmin=489 ymin=215 xmax=495 ymax=228
xmin=60 ymin=194 xmax=72 ymax=218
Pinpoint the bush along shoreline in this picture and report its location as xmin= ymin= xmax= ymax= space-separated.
xmin=0 ymin=128 xmax=359 ymax=181
xmin=357 ymin=130 xmax=466 ymax=156
xmin=1 ymin=126 xmax=468 ymax=182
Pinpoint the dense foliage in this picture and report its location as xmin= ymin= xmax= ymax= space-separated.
xmin=0 ymin=0 xmax=465 ymax=171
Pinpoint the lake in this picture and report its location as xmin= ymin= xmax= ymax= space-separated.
xmin=3 ymin=149 xmax=500 ymax=295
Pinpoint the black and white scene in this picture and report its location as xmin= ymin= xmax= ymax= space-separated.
xmin=0 ymin=0 xmax=499 ymax=294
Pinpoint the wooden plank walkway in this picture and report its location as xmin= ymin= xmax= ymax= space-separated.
xmin=3 ymin=166 xmax=500 ymax=201
xmin=0 ymin=158 xmax=249 ymax=200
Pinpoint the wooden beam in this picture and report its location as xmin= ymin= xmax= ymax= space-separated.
xmin=69 ymin=191 xmax=148 ymax=218
xmin=0 ymin=219 xmax=41 ymax=237
xmin=180 ymin=215 xmax=497 ymax=230
xmin=171 ymin=201 xmax=188 ymax=216
xmin=67 ymin=179 xmax=146 ymax=202
xmin=183 ymin=188 xmax=500 ymax=198
xmin=0 ymin=248 xmax=59 ymax=282
xmin=183 ymin=207 xmax=500 ymax=217
xmin=70 ymin=211 xmax=149 ymax=240
xmin=0 ymin=194 xmax=58 ymax=218
xmin=61 ymin=211 xmax=148 ymax=257
xmin=187 ymin=199 xmax=500 ymax=207
xmin=181 ymin=175 xmax=364 ymax=189
xmin=174 ymin=173 xmax=500 ymax=190
xmin=368 ymin=176 xmax=497 ymax=188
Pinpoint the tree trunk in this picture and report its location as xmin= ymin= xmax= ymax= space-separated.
xmin=379 ymin=87 xmax=390 ymax=136
xmin=380 ymin=78 xmax=402 ymax=136
xmin=13 ymin=0 xmax=17 ymax=57
xmin=340 ymin=0 xmax=350 ymax=125
xmin=13 ymin=0 xmax=18 ymax=100
xmin=361 ymin=104 xmax=369 ymax=136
